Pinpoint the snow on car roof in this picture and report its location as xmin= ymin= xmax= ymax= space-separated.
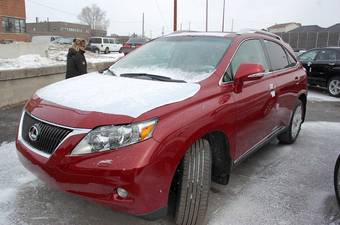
xmin=166 ymin=31 xmax=235 ymax=38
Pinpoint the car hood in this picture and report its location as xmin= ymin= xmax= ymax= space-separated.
xmin=35 ymin=73 xmax=200 ymax=118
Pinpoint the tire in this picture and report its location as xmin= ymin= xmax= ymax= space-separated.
xmin=174 ymin=139 xmax=212 ymax=225
xmin=334 ymin=154 xmax=340 ymax=207
xmin=327 ymin=76 xmax=340 ymax=97
xmin=278 ymin=100 xmax=303 ymax=144
xmin=105 ymin=47 xmax=109 ymax=54
xmin=95 ymin=48 xmax=100 ymax=54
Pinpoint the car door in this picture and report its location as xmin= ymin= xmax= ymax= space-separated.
xmin=229 ymin=39 xmax=279 ymax=160
xmin=263 ymin=39 xmax=304 ymax=128
xmin=312 ymin=49 xmax=338 ymax=86
xmin=298 ymin=49 xmax=320 ymax=84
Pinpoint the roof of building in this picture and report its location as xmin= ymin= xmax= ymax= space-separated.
xmin=268 ymin=22 xmax=301 ymax=30
xmin=289 ymin=25 xmax=322 ymax=33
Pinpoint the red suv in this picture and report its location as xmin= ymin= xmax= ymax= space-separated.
xmin=16 ymin=31 xmax=307 ymax=225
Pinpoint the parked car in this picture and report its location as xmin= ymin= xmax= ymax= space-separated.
xmin=16 ymin=30 xmax=307 ymax=225
xmin=88 ymin=37 xmax=122 ymax=54
xmin=298 ymin=47 xmax=340 ymax=97
xmin=51 ymin=37 xmax=74 ymax=45
xmin=31 ymin=35 xmax=61 ymax=44
xmin=0 ymin=39 xmax=14 ymax=44
xmin=85 ymin=44 xmax=100 ymax=53
xmin=119 ymin=37 xmax=149 ymax=55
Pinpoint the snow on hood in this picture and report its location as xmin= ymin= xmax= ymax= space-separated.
xmin=36 ymin=73 xmax=200 ymax=118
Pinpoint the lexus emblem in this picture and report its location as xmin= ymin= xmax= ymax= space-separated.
xmin=28 ymin=124 xmax=40 ymax=142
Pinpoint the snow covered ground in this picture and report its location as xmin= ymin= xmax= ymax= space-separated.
xmin=1 ymin=121 xmax=340 ymax=225
xmin=0 ymin=44 xmax=124 ymax=71
xmin=308 ymin=89 xmax=340 ymax=102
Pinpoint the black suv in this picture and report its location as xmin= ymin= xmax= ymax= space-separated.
xmin=298 ymin=47 xmax=340 ymax=97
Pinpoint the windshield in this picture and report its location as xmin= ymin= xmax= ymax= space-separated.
xmin=89 ymin=38 xmax=102 ymax=44
xmin=110 ymin=36 xmax=232 ymax=82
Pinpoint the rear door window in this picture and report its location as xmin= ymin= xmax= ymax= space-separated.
xmin=315 ymin=50 xmax=337 ymax=61
xmin=109 ymin=39 xmax=115 ymax=44
xmin=103 ymin=39 xmax=109 ymax=44
xmin=264 ymin=40 xmax=290 ymax=71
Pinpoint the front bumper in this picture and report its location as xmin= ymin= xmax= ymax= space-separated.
xmin=16 ymin=117 xmax=171 ymax=216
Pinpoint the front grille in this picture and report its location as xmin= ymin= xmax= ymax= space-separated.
xmin=22 ymin=113 xmax=72 ymax=155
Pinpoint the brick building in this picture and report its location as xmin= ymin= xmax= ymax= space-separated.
xmin=0 ymin=0 xmax=29 ymax=42
xmin=27 ymin=21 xmax=107 ymax=40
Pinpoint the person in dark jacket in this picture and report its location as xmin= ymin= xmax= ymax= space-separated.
xmin=65 ymin=39 xmax=87 ymax=79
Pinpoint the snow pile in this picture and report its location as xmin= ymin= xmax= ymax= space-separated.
xmin=0 ymin=54 xmax=64 ymax=70
xmin=308 ymin=90 xmax=340 ymax=102
xmin=0 ymin=44 xmax=124 ymax=71
xmin=47 ymin=43 xmax=124 ymax=64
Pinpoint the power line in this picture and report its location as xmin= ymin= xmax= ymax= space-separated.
xmin=27 ymin=0 xmax=141 ymax=24
xmin=154 ymin=0 xmax=169 ymax=30
xmin=27 ymin=0 xmax=78 ymax=17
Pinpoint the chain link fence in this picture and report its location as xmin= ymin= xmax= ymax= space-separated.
xmin=276 ymin=32 xmax=340 ymax=51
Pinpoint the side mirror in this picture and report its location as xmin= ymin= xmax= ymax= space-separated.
xmin=234 ymin=63 xmax=265 ymax=93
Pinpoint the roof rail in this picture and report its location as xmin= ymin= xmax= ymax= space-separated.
xmin=237 ymin=29 xmax=282 ymax=41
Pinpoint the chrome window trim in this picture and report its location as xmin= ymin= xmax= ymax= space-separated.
xmin=18 ymin=111 xmax=91 ymax=159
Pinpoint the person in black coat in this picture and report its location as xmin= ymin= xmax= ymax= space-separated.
xmin=65 ymin=39 xmax=87 ymax=79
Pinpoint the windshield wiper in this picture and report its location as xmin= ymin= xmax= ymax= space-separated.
xmin=120 ymin=73 xmax=186 ymax=83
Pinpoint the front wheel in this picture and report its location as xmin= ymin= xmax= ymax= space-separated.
xmin=174 ymin=139 xmax=211 ymax=225
xmin=334 ymin=154 xmax=340 ymax=207
xmin=278 ymin=100 xmax=303 ymax=144
xmin=328 ymin=76 xmax=340 ymax=97
xmin=105 ymin=47 xmax=109 ymax=54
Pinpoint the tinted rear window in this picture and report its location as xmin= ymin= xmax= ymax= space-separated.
xmin=89 ymin=38 xmax=102 ymax=44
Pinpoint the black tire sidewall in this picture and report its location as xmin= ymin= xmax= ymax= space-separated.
xmin=334 ymin=154 xmax=340 ymax=207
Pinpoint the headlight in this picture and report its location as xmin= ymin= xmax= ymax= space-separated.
xmin=71 ymin=119 xmax=157 ymax=155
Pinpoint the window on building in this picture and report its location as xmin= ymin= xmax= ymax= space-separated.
xmin=2 ymin=17 xmax=26 ymax=33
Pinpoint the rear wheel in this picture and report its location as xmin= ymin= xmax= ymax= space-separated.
xmin=95 ymin=48 xmax=100 ymax=54
xmin=174 ymin=139 xmax=211 ymax=225
xmin=328 ymin=76 xmax=340 ymax=97
xmin=278 ymin=100 xmax=303 ymax=144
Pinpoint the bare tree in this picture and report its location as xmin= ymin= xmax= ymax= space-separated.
xmin=78 ymin=4 xmax=110 ymax=30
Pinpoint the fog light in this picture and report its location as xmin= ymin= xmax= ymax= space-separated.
xmin=117 ymin=188 xmax=128 ymax=198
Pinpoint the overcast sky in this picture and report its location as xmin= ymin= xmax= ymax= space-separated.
xmin=25 ymin=0 xmax=340 ymax=38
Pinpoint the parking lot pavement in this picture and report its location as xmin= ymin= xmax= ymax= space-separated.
xmin=0 ymin=89 xmax=340 ymax=225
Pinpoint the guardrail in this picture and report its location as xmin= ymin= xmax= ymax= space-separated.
xmin=0 ymin=62 xmax=112 ymax=108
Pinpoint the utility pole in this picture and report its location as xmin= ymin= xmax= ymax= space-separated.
xmin=174 ymin=0 xmax=177 ymax=31
xmin=222 ymin=0 xmax=226 ymax=32
xmin=205 ymin=0 xmax=208 ymax=32
xmin=231 ymin=18 xmax=234 ymax=32
xmin=142 ymin=13 xmax=145 ymax=37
